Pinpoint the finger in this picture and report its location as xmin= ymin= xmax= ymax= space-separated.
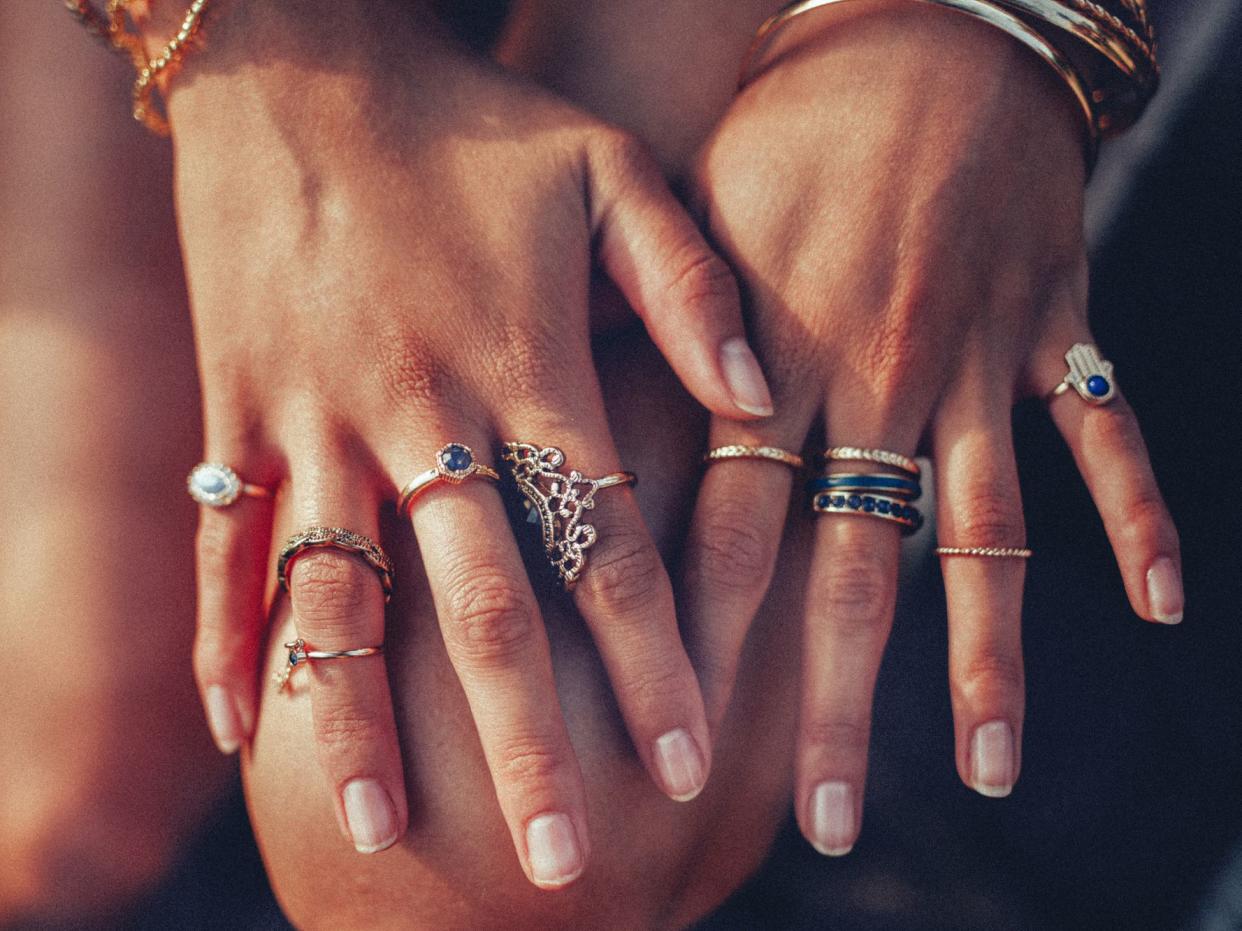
xmin=932 ymin=386 xmax=1027 ymax=798
xmin=283 ymin=453 xmax=406 ymax=855
xmin=500 ymin=384 xmax=713 ymax=804
xmin=587 ymin=131 xmax=773 ymax=420
xmin=678 ymin=407 xmax=816 ymax=733
xmin=190 ymin=457 xmax=278 ymax=755
xmin=1035 ymin=330 xmax=1183 ymax=624
xmin=382 ymin=436 xmax=590 ymax=891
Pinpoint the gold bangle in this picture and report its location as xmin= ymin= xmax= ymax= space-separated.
xmin=739 ymin=0 xmax=1103 ymax=158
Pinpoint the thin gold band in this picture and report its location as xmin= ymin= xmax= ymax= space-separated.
xmin=398 ymin=466 xmax=501 ymax=514
xmin=397 ymin=444 xmax=502 ymax=516
xmin=704 ymin=445 xmax=805 ymax=469
xmin=821 ymin=446 xmax=921 ymax=477
xmin=595 ymin=472 xmax=639 ymax=491
xmin=935 ymin=546 xmax=1033 ymax=558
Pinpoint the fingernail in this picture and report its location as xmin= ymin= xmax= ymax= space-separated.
xmin=1146 ymin=557 xmax=1183 ymax=624
xmin=342 ymin=779 xmax=400 ymax=854
xmin=653 ymin=728 xmax=707 ymax=801
xmin=720 ymin=337 xmax=774 ymax=417
xmin=970 ymin=720 xmax=1015 ymax=798
xmin=526 ymin=812 xmax=584 ymax=888
xmin=204 ymin=685 xmax=241 ymax=755
xmin=809 ymin=781 xmax=855 ymax=856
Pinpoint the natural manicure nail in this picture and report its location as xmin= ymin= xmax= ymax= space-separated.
xmin=809 ymin=781 xmax=855 ymax=856
xmin=204 ymin=685 xmax=241 ymax=755
xmin=342 ymin=779 xmax=400 ymax=854
xmin=720 ymin=337 xmax=774 ymax=417
xmin=526 ymin=812 xmax=584 ymax=888
xmin=971 ymin=720 xmax=1015 ymax=798
xmin=654 ymin=728 xmax=707 ymax=801
xmin=1146 ymin=557 xmax=1184 ymax=624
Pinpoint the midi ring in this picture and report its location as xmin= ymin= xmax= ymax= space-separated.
xmin=1046 ymin=342 xmax=1117 ymax=405
xmin=821 ymin=447 xmax=920 ymax=477
xmin=273 ymin=637 xmax=384 ymax=691
xmin=187 ymin=462 xmax=274 ymax=508
xmin=277 ymin=527 xmax=395 ymax=603
xmin=811 ymin=490 xmax=924 ymax=534
xmin=502 ymin=441 xmax=637 ymax=590
xmin=704 ymin=445 xmax=805 ymax=469
xmin=397 ymin=443 xmax=501 ymax=515
xmin=935 ymin=546 xmax=1032 ymax=559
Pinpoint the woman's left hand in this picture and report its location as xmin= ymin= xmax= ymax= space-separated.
xmin=677 ymin=3 xmax=1182 ymax=855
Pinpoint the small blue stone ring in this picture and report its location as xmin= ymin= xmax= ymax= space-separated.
xmin=1047 ymin=342 xmax=1117 ymax=406
xmin=397 ymin=443 xmax=502 ymax=516
xmin=274 ymin=637 xmax=384 ymax=691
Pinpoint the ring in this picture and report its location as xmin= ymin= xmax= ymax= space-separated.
xmin=811 ymin=490 xmax=924 ymax=534
xmin=273 ymin=637 xmax=384 ymax=690
xmin=1046 ymin=342 xmax=1117 ymax=405
xmin=277 ymin=527 xmax=395 ymax=603
xmin=821 ymin=447 xmax=920 ymax=477
xmin=397 ymin=443 xmax=502 ymax=515
xmin=935 ymin=546 xmax=1032 ymax=558
xmin=187 ymin=462 xmax=274 ymax=508
xmin=808 ymin=473 xmax=922 ymax=501
xmin=704 ymin=445 xmax=805 ymax=469
xmin=502 ymin=442 xmax=637 ymax=590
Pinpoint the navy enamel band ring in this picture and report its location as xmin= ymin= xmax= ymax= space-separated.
xmin=187 ymin=462 xmax=274 ymax=508
xmin=273 ymin=638 xmax=385 ymax=691
xmin=397 ymin=443 xmax=501 ymax=516
xmin=1046 ymin=342 xmax=1117 ymax=405
xmin=277 ymin=527 xmax=395 ymax=603
xmin=704 ymin=445 xmax=805 ymax=469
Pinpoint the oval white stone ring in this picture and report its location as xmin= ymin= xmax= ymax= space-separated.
xmin=187 ymin=462 xmax=275 ymax=508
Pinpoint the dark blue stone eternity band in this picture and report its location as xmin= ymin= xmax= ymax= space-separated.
xmin=811 ymin=491 xmax=924 ymax=535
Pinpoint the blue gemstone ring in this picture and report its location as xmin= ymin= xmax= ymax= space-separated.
xmin=808 ymin=473 xmax=922 ymax=502
xmin=397 ymin=443 xmax=502 ymax=516
xmin=273 ymin=637 xmax=384 ymax=691
xmin=810 ymin=490 xmax=924 ymax=535
xmin=187 ymin=462 xmax=275 ymax=508
xmin=1047 ymin=342 xmax=1117 ymax=406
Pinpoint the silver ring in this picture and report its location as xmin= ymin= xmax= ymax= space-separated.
xmin=274 ymin=638 xmax=384 ymax=691
xmin=187 ymin=462 xmax=274 ymax=508
xmin=1046 ymin=342 xmax=1117 ymax=405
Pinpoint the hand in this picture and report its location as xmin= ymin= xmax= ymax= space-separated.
xmin=678 ymin=3 xmax=1181 ymax=854
xmin=168 ymin=5 xmax=773 ymax=886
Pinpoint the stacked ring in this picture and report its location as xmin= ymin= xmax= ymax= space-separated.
xmin=398 ymin=443 xmax=501 ymax=515
xmin=277 ymin=526 xmax=395 ymax=603
xmin=808 ymin=473 xmax=922 ymax=501
xmin=821 ymin=446 xmax=920 ymax=477
xmin=187 ymin=462 xmax=274 ymax=508
xmin=704 ymin=445 xmax=805 ymax=469
xmin=273 ymin=637 xmax=385 ymax=691
xmin=811 ymin=491 xmax=924 ymax=533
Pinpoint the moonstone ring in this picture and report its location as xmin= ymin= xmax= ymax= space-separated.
xmin=187 ymin=462 xmax=274 ymax=508
xmin=397 ymin=443 xmax=502 ymax=516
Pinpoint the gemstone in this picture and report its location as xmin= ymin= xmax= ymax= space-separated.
xmin=817 ymin=495 xmax=830 ymax=508
xmin=877 ymin=501 xmax=891 ymax=514
xmin=439 ymin=443 xmax=474 ymax=474
xmin=832 ymin=496 xmax=845 ymax=508
xmin=847 ymin=495 xmax=861 ymax=509
xmin=188 ymin=463 xmax=240 ymax=507
xmin=1086 ymin=375 xmax=1110 ymax=397
xmin=289 ymin=651 xmax=299 ymax=666
xmin=862 ymin=497 xmax=875 ymax=512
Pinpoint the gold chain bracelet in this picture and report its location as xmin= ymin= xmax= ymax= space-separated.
xmin=65 ymin=0 xmax=214 ymax=136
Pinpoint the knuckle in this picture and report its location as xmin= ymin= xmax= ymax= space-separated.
xmin=618 ymin=660 xmax=688 ymax=712
xmin=442 ymin=567 xmax=538 ymax=667
xmin=484 ymin=320 xmax=567 ymax=406
xmin=493 ymin=735 xmax=568 ymax=789
xmin=952 ymin=653 xmax=1025 ymax=707
xmin=953 ymin=484 xmax=1026 ymax=546
xmin=592 ymin=128 xmax=655 ymax=182
xmin=663 ymin=249 xmax=739 ymax=316
xmin=313 ymin=703 xmax=391 ymax=754
xmin=686 ymin=503 xmax=777 ymax=595
xmin=195 ymin=517 xmax=254 ymax=579
xmin=579 ymin=526 xmax=668 ymax=618
xmin=1118 ymin=489 xmax=1176 ymax=552
xmin=802 ymin=717 xmax=871 ymax=757
xmin=1083 ymin=400 xmax=1147 ymax=458
xmin=818 ymin=546 xmax=892 ymax=639
xmin=374 ymin=329 xmax=452 ymax=411
xmin=290 ymin=552 xmax=377 ymax=635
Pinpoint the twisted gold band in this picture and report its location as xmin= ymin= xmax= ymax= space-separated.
xmin=935 ymin=546 xmax=1033 ymax=558
xmin=704 ymin=445 xmax=805 ymax=469
xmin=277 ymin=527 xmax=395 ymax=603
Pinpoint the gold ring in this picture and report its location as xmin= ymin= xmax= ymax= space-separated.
xmin=397 ymin=443 xmax=501 ymax=515
xmin=187 ymin=462 xmax=274 ymax=508
xmin=501 ymin=442 xmax=638 ymax=590
xmin=273 ymin=637 xmax=385 ymax=691
xmin=277 ymin=527 xmax=395 ymax=603
xmin=821 ymin=446 xmax=920 ymax=477
xmin=704 ymin=445 xmax=804 ymax=469
xmin=935 ymin=546 xmax=1032 ymax=558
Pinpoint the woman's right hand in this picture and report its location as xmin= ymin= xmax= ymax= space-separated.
xmin=161 ymin=3 xmax=771 ymax=887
